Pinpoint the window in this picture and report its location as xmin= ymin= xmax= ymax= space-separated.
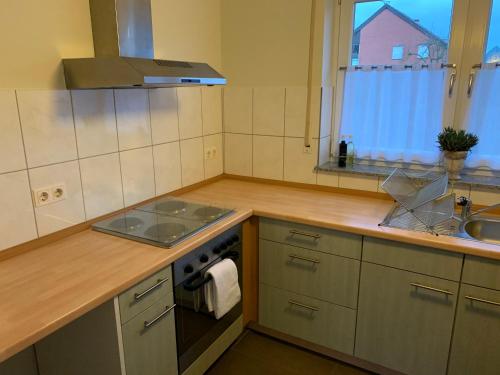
xmin=332 ymin=0 xmax=457 ymax=164
xmin=392 ymin=46 xmax=404 ymax=60
xmin=417 ymin=44 xmax=430 ymax=59
xmin=463 ymin=0 xmax=500 ymax=169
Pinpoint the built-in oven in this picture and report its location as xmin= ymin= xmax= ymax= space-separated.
xmin=173 ymin=224 xmax=242 ymax=374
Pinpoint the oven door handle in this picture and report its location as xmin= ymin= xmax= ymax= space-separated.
xmin=182 ymin=252 xmax=240 ymax=292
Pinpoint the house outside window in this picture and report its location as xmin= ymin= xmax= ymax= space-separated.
xmin=417 ymin=44 xmax=430 ymax=59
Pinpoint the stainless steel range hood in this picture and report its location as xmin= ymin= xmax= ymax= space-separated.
xmin=63 ymin=0 xmax=226 ymax=89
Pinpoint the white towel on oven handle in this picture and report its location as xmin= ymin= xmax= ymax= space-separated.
xmin=204 ymin=258 xmax=241 ymax=319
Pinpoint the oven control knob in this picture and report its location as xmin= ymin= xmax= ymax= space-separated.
xmin=213 ymin=246 xmax=221 ymax=254
xmin=199 ymin=254 xmax=209 ymax=263
xmin=219 ymin=243 xmax=228 ymax=251
xmin=184 ymin=264 xmax=194 ymax=274
xmin=232 ymin=235 xmax=240 ymax=243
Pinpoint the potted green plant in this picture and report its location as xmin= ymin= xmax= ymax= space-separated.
xmin=437 ymin=127 xmax=479 ymax=180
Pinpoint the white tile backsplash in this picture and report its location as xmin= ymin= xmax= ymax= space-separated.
xmin=149 ymin=88 xmax=180 ymax=145
xmin=115 ymin=89 xmax=152 ymax=150
xmin=153 ymin=142 xmax=182 ymax=195
xmin=283 ymin=137 xmax=317 ymax=184
xmin=17 ymin=90 xmax=77 ymax=168
xmin=470 ymin=187 xmax=499 ymax=206
xmin=284 ymin=87 xmax=308 ymax=138
xmin=72 ymin=89 xmax=118 ymax=158
xmin=223 ymin=87 xmax=253 ymax=134
xmin=204 ymin=134 xmax=224 ymax=179
xmin=29 ymin=161 xmax=86 ymax=236
xmin=180 ymin=137 xmax=205 ymax=186
xmin=120 ymin=147 xmax=155 ymax=206
xmin=253 ymin=87 xmax=285 ymax=136
xmin=0 ymin=171 xmax=37 ymax=250
xmin=0 ymin=90 xmax=26 ymax=174
xmin=202 ymin=87 xmax=223 ymax=135
xmin=224 ymin=133 xmax=252 ymax=176
xmin=317 ymin=171 xmax=339 ymax=187
xmin=0 ymin=85 xmax=223 ymax=252
xmin=80 ymin=153 xmax=124 ymax=220
xmin=253 ymin=135 xmax=284 ymax=180
xmin=339 ymin=173 xmax=379 ymax=192
xmin=177 ymin=87 xmax=203 ymax=140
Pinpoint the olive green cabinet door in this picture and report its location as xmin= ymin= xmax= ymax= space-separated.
xmin=122 ymin=296 xmax=178 ymax=375
xmin=448 ymin=284 xmax=500 ymax=375
xmin=355 ymin=262 xmax=458 ymax=375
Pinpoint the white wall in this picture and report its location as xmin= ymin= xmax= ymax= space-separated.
xmin=0 ymin=0 xmax=222 ymax=89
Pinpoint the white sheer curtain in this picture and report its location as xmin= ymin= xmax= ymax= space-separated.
xmin=465 ymin=65 xmax=500 ymax=170
xmin=339 ymin=67 xmax=446 ymax=164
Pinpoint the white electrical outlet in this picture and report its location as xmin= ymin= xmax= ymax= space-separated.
xmin=303 ymin=145 xmax=312 ymax=154
xmin=212 ymin=147 xmax=217 ymax=158
xmin=51 ymin=184 xmax=67 ymax=202
xmin=33 ymin=187 xmax=53 ymax=207
xmin=205 ymin=148 xmax=212 ymax=160
xmin=32 ymin=183 xmax=67 ymax=207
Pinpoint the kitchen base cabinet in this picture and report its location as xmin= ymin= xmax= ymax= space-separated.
xmin=122 ymin=293 xmax=178 ymax=375
xmin=36 ymin=300 xmax=122 ymax=375
xmin=355 ymin=262 xmax=458 ymax=375
xmin=35 ymin=265 xmax=177 ymax=375
xmin=259 ymin=283 xmax=356 ymax=354
xmin=448 ymin=284 xmax=500 ymax=375
xmin=0 ymin=347 xmax=38 ymax=375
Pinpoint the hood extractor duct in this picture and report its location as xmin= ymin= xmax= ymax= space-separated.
xmin=63 ymin=0 xmax=226 ymax=89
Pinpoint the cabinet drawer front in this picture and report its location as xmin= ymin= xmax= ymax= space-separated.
xmin=259 ymin=239 xmax=360 ymax=308
xmin=448 ymin=284 xmax=500 ymax=375
xmin=259 ymin=284 xmax=356 ymax=354
xmin=122 ymin=293 xmax=177 ymax=375
xmin=462 ymin=255 xmax=500 ymax=290
xmin=362 ymin=237 xmax=463 ymax=281
xmin=259 ymin=218 xmax=362 ymax=259
xmin=355 ymin=262 xmax=458 ymax=375
xmin=119 ymin=266 xmax=172 ymax=324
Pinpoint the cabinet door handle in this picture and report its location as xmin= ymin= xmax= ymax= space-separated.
xmin=448 ymin=71 xmax=456 ymax=97
xmin=467 ymin=71 xmax=475 ymax=97
xmin=410 ymin=282 xmax=453 ymax=296
xmin=134 ymin=277 xmax=169 ymax=301
xmin=288 ymin=299 xmax=319 ymax=312
xmin=289 ymin=229 xmax=321 ymax=239
xmin=288 ymin=254 xmax=320 ymax=264
xmin=144 ymin=304 xmax=176 ymax=329
xmin=465 ymin=295 xmax=500 ymax=307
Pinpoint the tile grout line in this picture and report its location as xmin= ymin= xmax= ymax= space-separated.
xmin=175 ymin=88 xmax=185 ymax=187
xmin=112 ymin=89 xmax=126 ymax=209
xmin=69 ymin=90 xmax=88 ymax=222
xmin=147 ymin=89 xmax=158 ymax=197
xmin=200 ymin=88 xmax=207 ymax=180
xmin=14 ymin=89 xmax=40 ymax=238
xmin=251 ymin=88 xmax=254 ymax=178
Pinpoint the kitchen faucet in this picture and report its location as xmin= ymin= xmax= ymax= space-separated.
xmin=457 ymin=196 xmax=500 ymax=220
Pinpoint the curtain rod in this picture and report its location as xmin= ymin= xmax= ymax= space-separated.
xmin=472 ymin=62 xmax=500 ymax=69
xmin=339 ymin=63 xmax=456 ymax=71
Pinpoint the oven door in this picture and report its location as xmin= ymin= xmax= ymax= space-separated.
xmin=174 ymin=247 xmax=242 ymax=374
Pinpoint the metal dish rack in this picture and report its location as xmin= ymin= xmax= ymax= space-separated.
xmin=379 ymin=169 xmax=457 ymax=235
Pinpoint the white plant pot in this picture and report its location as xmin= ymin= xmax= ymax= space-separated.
xmin=443 ymin=151 xmax=468 ymax=180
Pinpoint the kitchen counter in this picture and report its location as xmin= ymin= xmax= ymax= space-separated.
xmin=0 ymin=176 xmax=498 ymax=363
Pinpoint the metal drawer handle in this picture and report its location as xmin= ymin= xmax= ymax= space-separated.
xmin=144 ymin=304 xmax=176 ymax=329
xmin=465 ymin=295 xmax=500 ymax=307
xmin=410 ymin=282 xmax=453 ymax=296
xmin=134 ymin=277 xmax=169 ymax=301
xmin=289 ymin=229 xmax=321 ymax=240
xmin=288 ymin=299 xmax=319 ymax=312
xmin=288 ymin=254 xmax=320 ymax=264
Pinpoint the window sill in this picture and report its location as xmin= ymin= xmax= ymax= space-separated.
xmin=315 ymin=161 xmax=500 ymax=191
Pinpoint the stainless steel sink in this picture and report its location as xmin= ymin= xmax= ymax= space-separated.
xmin=459 ymin=218 xmax=500 ymax=245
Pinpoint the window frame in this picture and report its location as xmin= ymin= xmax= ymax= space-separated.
xmin=329 ymin=0 xmax=471 ymax=159
xmin=391 ymin=45 xmax=405 ymax=60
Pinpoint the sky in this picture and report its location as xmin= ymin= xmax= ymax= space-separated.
xmin=354 ymin=0 xmax=500 ymax=55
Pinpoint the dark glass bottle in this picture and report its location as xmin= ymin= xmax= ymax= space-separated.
xmin=338 ymin=138 xmax=347 ymax=167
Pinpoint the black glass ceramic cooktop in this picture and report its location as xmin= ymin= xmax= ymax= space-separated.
xmin=92 ymin=197 xmax=233 ymax=248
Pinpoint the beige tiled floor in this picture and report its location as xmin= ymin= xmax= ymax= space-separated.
xmin=206 ymin=331 xmax=372 ymax=375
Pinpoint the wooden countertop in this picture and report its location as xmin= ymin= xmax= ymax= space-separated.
xmin=178 ymin=177 xmax=500 ymax=259
xmin=0 ymin=176 xmax=498 ymax=363
xmin=0 ymin=209 xmax=251 ymax=363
